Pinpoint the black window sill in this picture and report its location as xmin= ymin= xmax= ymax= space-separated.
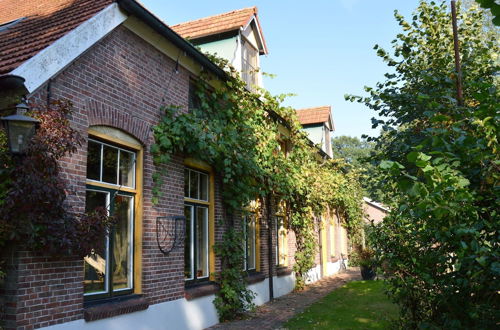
xmin=276 ymin=266 xmax=293 ymax=277
xmin=245 ymin=271 xmax=265 ymax=284
xmin=84 ymin=294 xmax=149 ymax=322
xmin=185 ymin=281 xmax=219 ymax=301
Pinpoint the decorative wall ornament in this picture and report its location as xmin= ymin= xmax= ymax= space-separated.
xmin=156 ymin=215 xmax=185 ymax=256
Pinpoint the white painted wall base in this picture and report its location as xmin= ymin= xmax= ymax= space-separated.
xmin=273 ymin=273 xmax=296 ymax=298
xmin=305 ymin=264 xmax=322 ymax=284
xmin=326 ymin=260 xmax=341 ymax=276
xmin=248 ymin=277 xmax=269 ymax=305
xmin=47 ymin=295 xmax=219 ymax=330
xmin=46 ymin=263 xmax=347 ymax=330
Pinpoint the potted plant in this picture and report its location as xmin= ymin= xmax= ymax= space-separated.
xmin=358 ymin=248 xmax=376 ymax=280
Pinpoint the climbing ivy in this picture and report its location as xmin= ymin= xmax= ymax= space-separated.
xmin=151 ymin=55 xmax=364 ymax=317
xmin=213 ymin=227 xmax=255 ymax=321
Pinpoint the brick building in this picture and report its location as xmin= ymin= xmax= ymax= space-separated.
xmin=0 ymin=1 xmax=350 ymax=329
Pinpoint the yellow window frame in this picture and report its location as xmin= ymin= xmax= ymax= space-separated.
xmin=184 ymin=158 xmax=216 ymax=280
xmin=86 ymin=127 xmax=144 ymax=295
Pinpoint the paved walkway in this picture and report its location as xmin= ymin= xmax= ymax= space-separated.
xmin=207 ymin=268 xmax=361 ymax=330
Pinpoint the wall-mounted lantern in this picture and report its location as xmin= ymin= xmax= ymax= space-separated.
xmin=0 ymin=75 xmax=39 ymax=155
xmin=1 ymin=102 xmax=40 ymax=154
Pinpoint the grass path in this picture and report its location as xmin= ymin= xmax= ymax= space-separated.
xmin=284 ymin=280 xmax=398 ymax=329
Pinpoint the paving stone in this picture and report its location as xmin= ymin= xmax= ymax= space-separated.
xmin=207 ymin=268 xmax=362 ymax=330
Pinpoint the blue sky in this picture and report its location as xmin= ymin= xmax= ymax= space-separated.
xmin=140 ymin=0 xmax=418 ymax=138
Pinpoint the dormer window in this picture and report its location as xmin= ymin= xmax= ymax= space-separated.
xmin=241 ymin=39 xmax=259 ymax=91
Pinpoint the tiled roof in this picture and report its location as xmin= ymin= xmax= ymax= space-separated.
xmin=0 ymin=0 xmax=113 ymax=75
xmin=295 ymin=106 xmax=332 ymax=125
xmin=171 ymin=7 xmax=257 ymax=40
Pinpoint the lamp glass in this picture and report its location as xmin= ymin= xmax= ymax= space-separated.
xmin=6 ymin=119 xmax=36 ymax=154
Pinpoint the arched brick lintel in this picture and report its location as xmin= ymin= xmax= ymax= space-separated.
xmin=86 ymin=99 xmax=150 ymax=146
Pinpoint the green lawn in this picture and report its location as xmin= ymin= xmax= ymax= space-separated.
xmin=284 ymin=280 xmax=399 ymax=329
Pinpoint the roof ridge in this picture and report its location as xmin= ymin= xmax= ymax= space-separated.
xmin=171 ymin=6 xmax=256 ymax=28
xmin=296 ymin=105 xmax=331 ymax=111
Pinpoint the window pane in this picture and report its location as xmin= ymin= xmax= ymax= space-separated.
xmin=87 ymin=141 xmax=101 ymax=181
xmin=84 ymin=190 xmax=109 ymax=294
xmin=102 ymin=145 xmax=118 ymax=184
xmin=119 ymin=150 xmax=135 ymax=188
xmin=242 ymin=216 xmax=247 ymax=271
xmin=247 ymin=216 xmax=256 ymax=270
xmin=184 ymin=205 xmax=193 ymax=280
xmin=279 ymin=229 xmax=287 ymax=265
xmin=276 ymin=216 xmax=286 ymax=266
xmin=278 ymin=216 xmax=286 ymax=266
xmin=189 ymin=170 xmax=199 ymax=199
xmin=196 ymin=207 xmax=208 ymax=278
xmin=275 ymin=216 xmax=280 ymax=265
xmin=113 ymin=195 xmax=133 ymax=291
xmin=199 ymin=173 xmax=208 ymax=201
xmin=188 ymin=82 xmax=200 ymax=111
xmin=184 ymin=169 xmax=189 ymax=198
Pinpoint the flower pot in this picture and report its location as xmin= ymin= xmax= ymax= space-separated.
xmin=360 ymin=265 xmax=376 ymax=280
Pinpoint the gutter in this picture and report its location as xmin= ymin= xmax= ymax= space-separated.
xmin=307 ymin=138 xmax=330 ymax=159
xmin=117 ymin=0 xmax=227 ymax=81
xmin=267 ymin=109 xmax=330 ymax=159
xmin=116 ymin=1 xmax=328 ymax=161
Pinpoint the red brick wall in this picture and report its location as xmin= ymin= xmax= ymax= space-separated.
xmin=1 ymin=23 xmax=287 ymax=329
xmin=2 ymin=25 xmax=197 ymax=329
xmin=1 ymin=251 xmax=82 ymax=329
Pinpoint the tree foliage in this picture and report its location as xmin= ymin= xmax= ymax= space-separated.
xmin=348 ymin=1 xmax=499 ymax=328
xmin=152 ymin=55 xmax=364 ymax=317
xmin=0 ymin=100 xmax=117 ymax=275
xmin=475 ymin=0 xmax=500 ymax=25
xmin=331 ymin=136 xmax=373 ymax=169
xmin=213 ymin=227 xmax=255 ymax=321
xmin=330 ymin=136 xmax=386 ymax=201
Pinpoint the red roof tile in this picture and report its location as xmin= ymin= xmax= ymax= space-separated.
xmin=296 ymin=106 xmax=332 ymax=125
xmin=171 ymin=7 xmax=257 ymax=40
xmin=0 ymin=0 xmax=113 ymax=75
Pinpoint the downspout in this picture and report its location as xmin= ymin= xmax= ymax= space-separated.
xmin=266 ymin=193 xmax=274 ymax=301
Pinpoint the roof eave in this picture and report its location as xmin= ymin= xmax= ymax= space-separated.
xmin=117 ymin=0 xmax=227 ymax=81
xmin=242 ymin=15 xmax=268 ymax=55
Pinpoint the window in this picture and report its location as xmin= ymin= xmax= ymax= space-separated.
xmin=275 ymin=201 xmax=287 ymax=267
xmin=243 ymin=214 xmax=257 ymax=271
xmin=184 ymin=167 xmax=210 ymax=282
xmin=84 ymin=137 xmax=138 ymax=299
xmin=241 ymin=39 xmax=259 ymax=91
xmin=188 ymin=80 xmax=201 ymax=112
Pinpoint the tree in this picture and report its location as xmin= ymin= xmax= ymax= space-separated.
xmin=475 ymin=0 xmax=500 ymax=25
xmin=330 ymin=136 xmax=387 ymax=202
xmin=331 ymin=136 xmax=373 ymax=168
xmin=347 ymin=1 xmax=499 ymax=328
